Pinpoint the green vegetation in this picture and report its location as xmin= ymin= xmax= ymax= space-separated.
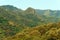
xmin=0 ymin=5 xmax=60 ymax=40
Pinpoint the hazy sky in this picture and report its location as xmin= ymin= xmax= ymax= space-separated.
xmin=0 ymin=0 xmax=60 ymax=10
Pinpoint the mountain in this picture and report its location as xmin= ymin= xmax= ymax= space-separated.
xmin=0 ymin=5 xmax=22 ymax=11
xmin=36 ymin=9 xmax=60 ymax=18
xmin=25 ymin=7 xmax=35 ymax=14
xmin=0 ymin=5 xmax=60 ymax=40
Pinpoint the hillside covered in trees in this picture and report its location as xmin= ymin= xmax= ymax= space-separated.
xmin=0 ymin=5 xmax=60 ymax=40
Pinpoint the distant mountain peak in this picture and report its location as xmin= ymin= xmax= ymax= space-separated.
xmin=25 ymin=7 xmax=35 ymax=14
xmin=26 ymin=7 xmax=34 ymax=10
xmin=1 ymin=5 xmax=19 ymax=10
xmin=0 ymin=5 xmax=23 ymax=12
xmin=1 ymin=5 xmax=14 ymax=7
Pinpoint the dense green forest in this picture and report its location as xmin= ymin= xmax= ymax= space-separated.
xmin=0 ymin=5 xmax=60 ymax=40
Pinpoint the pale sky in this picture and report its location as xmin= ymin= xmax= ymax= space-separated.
xmin=0 ymin=0 xmax=60 ymax=10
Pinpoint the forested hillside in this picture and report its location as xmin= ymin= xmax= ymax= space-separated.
xmin=0 ymin=5 xmax=60 ymax=40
